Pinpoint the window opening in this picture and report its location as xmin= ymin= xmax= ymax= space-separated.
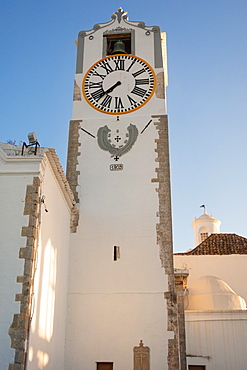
xmin=97 ymin=362 xmax=113 ymax=370
xmin=113 ymin=246 xmax=120 ymax=261
xmin=104 ymin=33 xmax=131 ymax=55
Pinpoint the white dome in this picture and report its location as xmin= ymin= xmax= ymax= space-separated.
xmin=186 ymin=275 xmax=246 ymax=311
xmin=197 ymin=212 xmax=212 ymax=220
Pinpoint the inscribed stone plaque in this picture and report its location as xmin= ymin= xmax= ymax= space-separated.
xmin=133 ymin=340 xmax=150 ymax=370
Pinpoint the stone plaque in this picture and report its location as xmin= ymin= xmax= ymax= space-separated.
xmin=133 ymin=340 xmax=150 ymax=370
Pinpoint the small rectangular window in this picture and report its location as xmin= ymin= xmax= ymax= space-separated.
xmin=188 ymin=366 xmax=206 ymax=370
xmin=113 ymin=246 xmax=120 ymax=261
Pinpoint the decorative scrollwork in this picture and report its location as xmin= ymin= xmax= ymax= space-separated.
xmin=79 ymin=31 xmax=86 ymax=38
xmin=137 ymin=22 xmax=146 ymax=29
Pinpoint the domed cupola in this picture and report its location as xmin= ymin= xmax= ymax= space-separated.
xmin=192 ymin=210 xmax=221 ymax=247
xmin=186 ymin=275 xmax=246 ymax=310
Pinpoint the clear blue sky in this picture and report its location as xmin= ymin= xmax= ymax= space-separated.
xmin=1 ymin=1 xmax=247 ymax=252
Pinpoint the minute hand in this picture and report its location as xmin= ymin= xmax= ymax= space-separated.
xmin=100 ymin=81 xmax=121 ymax=98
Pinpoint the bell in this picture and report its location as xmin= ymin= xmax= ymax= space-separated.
xmin=111 ymin=40 xmax=127 ymax=55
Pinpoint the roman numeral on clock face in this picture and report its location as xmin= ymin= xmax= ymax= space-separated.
xmin=100 ymin=61 xmax=114 ymax=75
xmin=126 ymin=59 xmax=136 ymax=72
xmin=127 ymin=95 xmax=137 ymax=106
xmin=114 ymin=59 xmax=125 ymax=71
xmin=86 ymin=81 xmax=103 ymax=89
xmin=115 ymin=97 xmax=124 ymax=110
xmin=132 ymin=68 xmax=146 ymax=78
xmin=101 ymin=95 xmax=112 ymax=108
xmin=91 ymin=88 xmax=104 ymax=101
xmin=135 ymin=78 xmax=149 ymax=85
xmin=91 ymin=70 xmax=106 ymax=80
xmin=131 ymin=86 xmax=147 ymax=98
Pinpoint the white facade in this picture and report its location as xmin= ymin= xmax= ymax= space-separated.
xmin=27 ymin=153 xmax=73 ymax=370
xmin=186 ymin=310 xmax=247 ymax=370
xmin=65 ymin=8 xmax=175 ymax=369
xmin=66 ymin=145 xmax=170 ymax=367
xmin=0 ymin=144 xmax=38 ymax=369
xmin=0 ymin=143 xmax=76 ymax=369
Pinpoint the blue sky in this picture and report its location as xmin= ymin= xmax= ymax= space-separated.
xmin=1 ymin=1 xmax=247 ymax=252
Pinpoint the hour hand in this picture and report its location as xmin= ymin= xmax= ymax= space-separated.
xmin=100 ymin=81 xmax=121 ymax=98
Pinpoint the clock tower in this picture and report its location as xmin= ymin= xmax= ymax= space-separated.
xmin=66 ymin=8 xmax=179 ymax=369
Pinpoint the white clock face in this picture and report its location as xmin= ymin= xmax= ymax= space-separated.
xmin=82 ymin=54 xmax=156 ymax=115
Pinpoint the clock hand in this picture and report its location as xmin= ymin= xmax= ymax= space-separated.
xmin=106 ymin=80 xmax=121 ymax=94
xmin=99 ymin=81 xmax=121 ymax=98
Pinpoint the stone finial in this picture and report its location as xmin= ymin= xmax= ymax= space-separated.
xmin=112 ymin=7 xmax=128 ymax=23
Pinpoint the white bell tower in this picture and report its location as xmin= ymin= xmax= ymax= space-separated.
xmin=192 ymin=210 xmax=221 ymax=247
xmin=65 ymin=8 xmax=179 ymax=369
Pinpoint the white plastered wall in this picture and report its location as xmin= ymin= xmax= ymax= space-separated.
xmin=66 ymin=116 xmax=172 ymax=369
xmin=185 ymin=311 xmax=247 ymax=370
xmin=0 ymin=148 xmax=42 ymax=369
xmin=27 ymin=156 xmax=71 ymax=370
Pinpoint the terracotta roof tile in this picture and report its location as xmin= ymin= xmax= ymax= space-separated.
xmin=175 ymin=234 xmax=247 ymax=255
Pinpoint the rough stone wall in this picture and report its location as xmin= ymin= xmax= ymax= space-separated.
xmin=66 ymin=120 xmax=81 ymax=204
xmin=8 ymin=177 xmax=40 ymax=370
xmin=73 ymin=80 xmax=81 ymax=101
xmin=152 ymin=115 xmax=180 ymax=369
xmin=155 ymin=72 xmax=166 ymax=99
xmin=175 ymin=272 xmax=188 ymax=370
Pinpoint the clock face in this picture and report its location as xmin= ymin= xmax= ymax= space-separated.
xmin=82 ymin=54 xmax=156 ymax=115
